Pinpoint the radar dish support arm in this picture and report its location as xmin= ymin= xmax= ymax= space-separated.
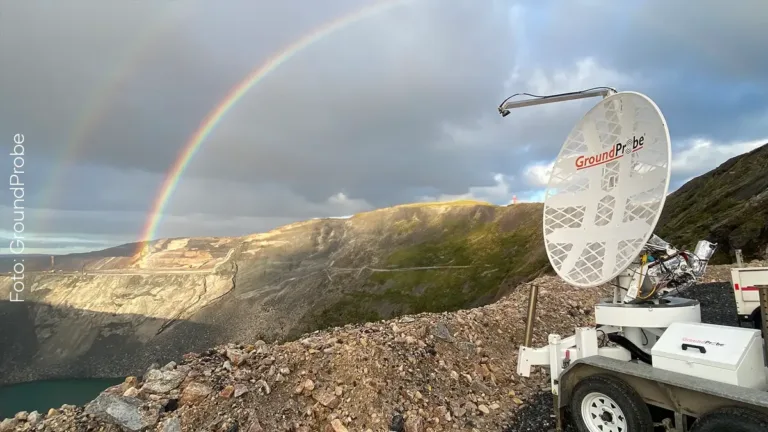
xmin=498 ymin=87 xmax=616 ymax=117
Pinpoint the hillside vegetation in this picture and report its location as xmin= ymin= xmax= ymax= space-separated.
xmin=657 ymin=142 xmax=768 ymax=263
xmin=305 ymin=201 xmax=548 ymax=331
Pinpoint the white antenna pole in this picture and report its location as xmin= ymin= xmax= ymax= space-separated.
xmin=735 ymin=249 xmax=744 ymax=266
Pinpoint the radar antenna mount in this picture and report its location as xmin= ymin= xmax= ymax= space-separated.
xmin=498 ymin=87 xmax=718 ymax=416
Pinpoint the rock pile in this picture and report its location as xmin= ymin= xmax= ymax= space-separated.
xmin=1 ymin=276 xmax=607 ymax=432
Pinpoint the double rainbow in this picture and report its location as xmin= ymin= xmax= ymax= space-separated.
xmin=138 ymin=0 xmax=411 ymax=248
xmin=43 ymin=7 xmax=188 ymax=220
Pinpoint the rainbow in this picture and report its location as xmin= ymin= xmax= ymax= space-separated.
xmin=40 ymin=6 xmax=188 ymax=220
xmin=138 ymin=0 xmax=411 ymax=249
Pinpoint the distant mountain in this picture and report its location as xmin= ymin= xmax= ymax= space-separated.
xmin=657 ymin=142 xmax=768 ymax=263
xmin=0 ymin=201 xmax=548 ymax=384
xmin=0 ymin=243 xmax=142 ymax=272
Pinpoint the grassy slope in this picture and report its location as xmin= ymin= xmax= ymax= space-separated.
xmin=657 ymin=142 xmax=768 ymax=263
xmin=310 ymin=203 xmax=549 ymax=329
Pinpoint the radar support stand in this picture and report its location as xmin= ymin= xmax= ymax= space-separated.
xmin=523 ymin=284 xmax=538 ymax=347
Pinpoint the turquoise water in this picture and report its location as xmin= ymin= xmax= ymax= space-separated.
xmin=0 ymin=378 xmax=123 ymax=419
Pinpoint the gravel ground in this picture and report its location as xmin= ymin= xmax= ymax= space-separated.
xmin=502 ymin=281 xmax=736 ymax=432
xmin=501 ymin=391 xmax=575 ymax=432
xmin=686 ymin=282 xmax=738 ymax=327
xmin=3 ymin=280 xmax=739 ymax=431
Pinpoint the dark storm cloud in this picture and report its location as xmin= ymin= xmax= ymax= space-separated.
xmin=171 ymin=0 xmax=520 ymax=207
xmin=0 ymin=0 xmax=361 ymax=170
xmin=3 ymin=0 xmax=519 ymax=210
xmin=2 ymin=0 xmax=767 ymax=251
xmin=526 ymin=0 xmax=768 ymax=143
xmin=525 ymin=0 xmax=768 ymax=75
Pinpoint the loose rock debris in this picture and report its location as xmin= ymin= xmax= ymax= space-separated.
xmin=2 ymin=267 xmax=739 ymax=431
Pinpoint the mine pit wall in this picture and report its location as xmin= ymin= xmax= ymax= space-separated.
xmin=0 ymin=204 xmax=553 ymax=385
xmin=0 ymin=271 xmax=235 ymax=385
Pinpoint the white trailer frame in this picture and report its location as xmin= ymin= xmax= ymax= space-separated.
xmin=732 ymin=267 xmax=768 ymax=328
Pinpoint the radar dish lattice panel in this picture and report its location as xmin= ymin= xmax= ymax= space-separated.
xmin=542 ymin=92 xmax=671 ymax=287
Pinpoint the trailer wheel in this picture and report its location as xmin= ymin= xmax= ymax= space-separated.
xmin=570 ymin=374 xmax=653 ymax=432
xmin=690 ymin=406 xmax=768 ymax=432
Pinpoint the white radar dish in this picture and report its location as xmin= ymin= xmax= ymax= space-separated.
xmin=543 ymin=91 xmax=671 ymax=287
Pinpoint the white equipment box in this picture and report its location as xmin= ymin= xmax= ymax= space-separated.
xmin=652 ymin=322 xmax=766 ymax=389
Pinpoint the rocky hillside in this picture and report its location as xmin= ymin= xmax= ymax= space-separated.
xmin=0 ymin=201 xmax=550 ymax=385
xmin=4 ymin=140 xmax=768 ymax=387
xmin=0 ymin=275 xmax=608 ymax=432
xmin=657 ymin=141 xmax=768 ymax=263
xmin=5 ymin=136 xmax=768 ymax=386
xmin=0 ymin=260 xmax=752 ymax=431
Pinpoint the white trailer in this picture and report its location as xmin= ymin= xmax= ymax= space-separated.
xmin=499 ymin=89 xmax=768 ymax=432
xmin=732 ymin=267 xmax=768 ymax=329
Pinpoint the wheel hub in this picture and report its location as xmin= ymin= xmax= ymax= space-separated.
xmin=581 ymin=392 xmax=628 ymax=432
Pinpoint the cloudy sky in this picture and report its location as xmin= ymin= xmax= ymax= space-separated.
xmin=1 ymin=0 xmax=766 ymax=254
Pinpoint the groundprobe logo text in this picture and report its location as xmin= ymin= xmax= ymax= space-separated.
xmin=575 ymin=135 xmax=645 ymax=170
xmin=683 ymin=337 xmax=725 ymax=347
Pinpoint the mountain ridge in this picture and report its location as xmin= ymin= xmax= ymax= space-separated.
xmin=0 ymin=201 xmax=548 ymax=385
xmin=1 ymin=143 xmax=766 ymax=386
xmin=9 ymin=139 xmax=768 ymax=270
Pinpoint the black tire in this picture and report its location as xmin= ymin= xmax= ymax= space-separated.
xmin=690 ymin=406 xmax=768 ymax=432
xmin=570 ymin=374 xmax=653 ymax=432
